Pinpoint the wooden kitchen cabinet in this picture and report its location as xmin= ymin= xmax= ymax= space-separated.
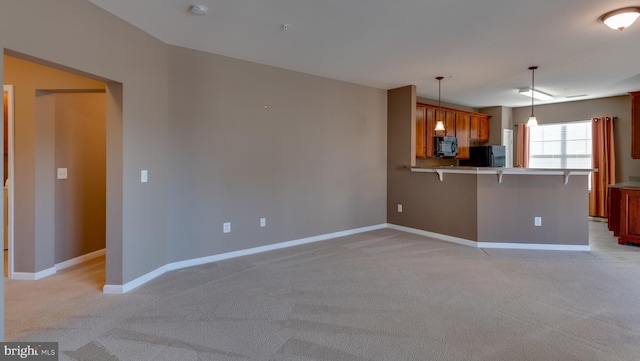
xmin=455 ymin=113 xmax=470 ymax=159
xmin=608 ymin=186 xmax=622 ymax=236
xmin=631 ymin=91 xmax=640 ymax=159
xmin=425 ymin=107 xmax=435 ymax=157
xmin=416 ymin=105 xmax=437 ymax=158
xmin=470 ymin=115 xmax=490 ymax=142
xmin=416 ymin=105 xmax=426 ymax=158
xmin=444 ymin=110 xmax=456 ymax=137
xmin=416 ymin=102 xmax=490 ymax=159
xmin=620 ymin=188 xmax=640 ymax=245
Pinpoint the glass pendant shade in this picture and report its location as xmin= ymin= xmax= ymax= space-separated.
xmin=526 ymin=115 xmax=538 ymax=127
xmin=434 ymin=120 xmax=445 ymax=131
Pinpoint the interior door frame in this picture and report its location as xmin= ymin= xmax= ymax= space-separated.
xmin=4 ymin=84 xmax=14 ymax=278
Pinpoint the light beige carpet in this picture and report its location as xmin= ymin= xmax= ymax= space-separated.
xmin=5 ymin=221 xmax=640 ymax=361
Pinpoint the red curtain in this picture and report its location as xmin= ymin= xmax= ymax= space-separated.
xmin=516 ymin=124 xmax=530 ymax=168
xmin=589 ymin=116 xmax=616 ymax=217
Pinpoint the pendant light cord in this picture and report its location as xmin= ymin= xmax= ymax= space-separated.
xmin=529 ymin=66 xmax=537 ymax=116
xmin=437 ymin=77 xmax=442 ymax=108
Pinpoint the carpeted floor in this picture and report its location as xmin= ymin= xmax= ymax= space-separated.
xmin=5 ymin=220 xmax=640 ymax=360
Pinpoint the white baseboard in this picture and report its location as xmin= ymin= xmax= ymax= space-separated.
xmin=477 ymin=242 xmax=590 ymax=251
xmin=11 ymin=249 xmax=107 ymax=280
xmin=11 ymin=267 xmax=56 ymax=280
xmin=386 ymin=223 xmax=477 ymax=247
xmin=103 ymin=265 xmax=169 ymax=294
xmin=103 ymin=223 xmax=388 ymax=294
xmin=56 ymin=248 xmax=106 ymax=271
xmin=102 ymin=222 xmax=589 ymax=294
xmin=387 ymin=223 xmax=590 ymax=251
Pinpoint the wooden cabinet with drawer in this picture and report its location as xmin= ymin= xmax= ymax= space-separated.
xmin=620 ymin=188 xmax=640 ymax=245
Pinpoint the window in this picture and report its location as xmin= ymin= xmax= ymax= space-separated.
xmin=529 ymin=121 xmax=592 ymax=169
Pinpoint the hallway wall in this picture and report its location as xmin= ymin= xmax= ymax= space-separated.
xmin=53 ymin=92 xmax=106 ymax=263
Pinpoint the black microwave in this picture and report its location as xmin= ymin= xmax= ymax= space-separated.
xmin=434 ymin=136 xmax=458 ymax=158
xmin=459 ymin=145 xmax=506 ymax=167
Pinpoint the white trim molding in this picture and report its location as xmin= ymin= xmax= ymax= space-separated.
xmin=477 ymin=242 xmax=590 ymax=251
xmin=12 ymin=267 xmax=56 ymax=281
xmin=103 ymin=224 xmax=388 ymax=294
xmin=103 ymin=222 xmax=590 ymax=294
xmin=56 ymin=248 xmax=106 ymax=271
xmin=386 ymin=224 xmax=477 ymax=247
xmin=388 ymin=223 xmax=590 ymax=251
xmin=10 ymin=249 xmax=107 ymax=280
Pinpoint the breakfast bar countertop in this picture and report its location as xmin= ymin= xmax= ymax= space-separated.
xmin=409 ymin=166 xmax=596 ymax=184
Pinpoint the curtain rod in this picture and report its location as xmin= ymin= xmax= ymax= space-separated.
xmin=513 ymin=117 xmax=618 ymax=126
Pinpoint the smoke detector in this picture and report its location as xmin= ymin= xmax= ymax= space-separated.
xmin=190 ymin=4 xmax=208 ymax=15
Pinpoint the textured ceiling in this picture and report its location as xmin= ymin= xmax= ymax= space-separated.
xmin=88 ymin=0 xmax=640 ymax=108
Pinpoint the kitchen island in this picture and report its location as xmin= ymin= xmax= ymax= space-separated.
xmin=387 ymin=166 xmax=594 ymax=250
xmin=387 ymin=85 xmax=594 ymax=250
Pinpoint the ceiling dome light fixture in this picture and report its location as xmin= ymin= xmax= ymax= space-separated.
xmin=434 ymin=76 xmax=446 ymax=132
xmin=526 ymin=66 xmax=539 ymax=127
xmin=599 ymin=7 xmax=640 ymax=31
xmin=190 ymin=4 xmax=208 ymax=15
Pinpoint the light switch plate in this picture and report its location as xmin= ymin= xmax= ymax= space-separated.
xmin=57 ymin=168 xmax=68 ymax=179
xmin=141 ymin=170 xmax=148 ymax=183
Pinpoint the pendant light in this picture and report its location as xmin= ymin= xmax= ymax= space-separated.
xmin=434 ymin=76 xmax=446 ymax=131
xmin=526 ymin=66 xmax=539 ymax=127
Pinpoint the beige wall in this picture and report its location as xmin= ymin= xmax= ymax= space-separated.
xmin=477 ymin=174 xmax=588 ymax=245
xmin=54 ymin=92 xmax=106 ymax=263
xmin=167 ymin=46 xmax=387 ymax=262
xmin=388 ymin=86 xmax=478 ymax=240
xmin=512 ymin=96 xmax=640 ymax=184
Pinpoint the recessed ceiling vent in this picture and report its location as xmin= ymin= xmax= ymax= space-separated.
xmin=190 ymin=4 xmax=208 ymax=15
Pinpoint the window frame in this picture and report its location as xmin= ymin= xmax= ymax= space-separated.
xmin=528 ymin=120 xmax=592 ymax=170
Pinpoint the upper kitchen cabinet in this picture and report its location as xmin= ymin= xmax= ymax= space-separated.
xmin=455 ymin=113 xmax=471 ymax=159
xmin=416 ymin=104 xmax=426 ymax=158
xmin=416 ymin=102 xmax=491 ymax=159
xmin=470 ymin=115 xmax=490 ymax=142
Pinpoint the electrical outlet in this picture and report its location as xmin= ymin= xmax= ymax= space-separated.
xmin=223 ymin=222 xmax=231 ymax=233
xmin=260 ymin=218 xmax=266 ymax=227
xmin=397 ymin=204 xmax=403 ymax=213
xmin=534 ymin=217 xmax=542 ymax=227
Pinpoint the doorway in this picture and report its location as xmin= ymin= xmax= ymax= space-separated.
xmin=3 ymin=84 xmax=14 ymax=277
xmin=4 ymin=55 xmax=107 ymax=283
